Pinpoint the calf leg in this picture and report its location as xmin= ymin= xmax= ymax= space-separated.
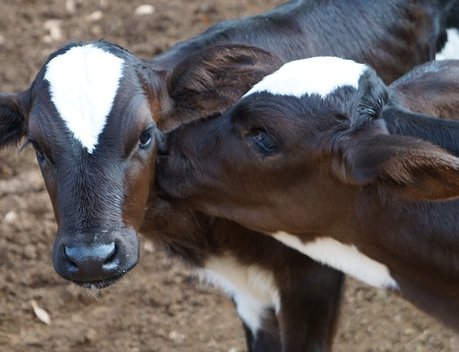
xmin=277 ymin=262 xmax=345 ymax=352
xmin=240 ymin=309 xmax=281 ymax=352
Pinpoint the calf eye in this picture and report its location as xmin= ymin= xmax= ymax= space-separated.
xmin=35 ymin=150 xmax=46 ymax=164
xmin=248 ymin=129 xmax=279 ymax=156
xmin=28 ymin=140 xmax=46 ymax=165
xmin=35 ymin=148 xmax=45 ymax=164
xmin=23 ymin=138 xmax=52 ymax=167
xmin=139 ymin=128 xmax=153 ymax=149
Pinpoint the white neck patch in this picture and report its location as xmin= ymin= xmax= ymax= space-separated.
xmin=272 ymin=232 xmax=398 ymax=289
xmin=199 ymin=255 xmax=280 ymax=334
xmin=436 ymin=29 xmax=459 ymax=60
xmin=244 ymin=56 xmax=367 ymax=99
xmin=44 ymin=44 xmax=125 ymax=153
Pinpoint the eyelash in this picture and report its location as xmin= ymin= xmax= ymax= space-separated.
xmin=248 ymin=129 xmax=279 ymax=156
xmin=23 ymin=138 xmax=47 ymax=164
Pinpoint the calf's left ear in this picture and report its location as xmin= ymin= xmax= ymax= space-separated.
xmin=335 ymin=134 xmax=459 ymax=201
xmin=159 ymin=44 xmax=283 ymax=131
xmin=0 ymin=92 xmax=29 ymax=148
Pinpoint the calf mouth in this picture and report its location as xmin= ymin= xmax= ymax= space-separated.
xmin=71 ymin=262 xmax=137 ymax=289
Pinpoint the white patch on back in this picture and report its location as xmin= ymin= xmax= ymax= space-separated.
xmin=244 ymin=56 xmax=367 ymax=99
xmin=44 ymin=44 xmax=124 ymax=153
xmin=272 ymin=232 xmax=398 ymax=289
xmin=436 ymin=29 xmax=459 ymax=60
xmin=198 ymin=255 xmax=280 ymax=335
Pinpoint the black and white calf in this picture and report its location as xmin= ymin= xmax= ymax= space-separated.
xmin=157 ymin=58 xmax=459 ymax=331
xmin=1 ymin=0 xmax=459 ymax=350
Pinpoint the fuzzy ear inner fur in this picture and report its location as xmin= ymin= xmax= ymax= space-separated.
xmin=159 ymin=44 xmax=283 ymax=132
xmin=335 ymin=133 xmax=459 ymax=201
xmin=0 ymin=92 xmax=29 ymax=147
xmin=350 ymin=69 xmax=389 ymax=131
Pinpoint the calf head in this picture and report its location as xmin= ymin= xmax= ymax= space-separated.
xmin=0 ymin=42 xmax=159 ymax=286
xmin=158 ymin=57 xmax=459 ymax=234
xmin=0 ymin=40 xmax=281 ymax=286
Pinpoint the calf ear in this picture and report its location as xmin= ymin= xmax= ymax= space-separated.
xmin=350 ymin=68 xmax=389 ymax=130
xmin=159 ymin=44 xmax=283 ymax=131
xmin=0 ymin=92 xmax=28 ymax=147
xmin=335 ymin=134 xmax=459 ymax=201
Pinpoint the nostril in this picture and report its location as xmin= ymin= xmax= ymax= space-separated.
xmin=102 ymin=243 xmax=119 ymax=271
xmin=103 ymin=243 xmax=118 ymax=265
xmin=63 ymin=246 xmax=78 ymax=270
xmin=63 ymin=242 xmax=117 ymax=269
xmin=99 ymin=242 xmax=116 ymax=262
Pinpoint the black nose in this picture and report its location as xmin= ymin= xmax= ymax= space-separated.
xmin=53 ymin=229 xmax=139 ymax=286
xmin=58 ymin=242 xmax=119 ymax=282
xmin=64 ymin=242 xmax=118 ymax=275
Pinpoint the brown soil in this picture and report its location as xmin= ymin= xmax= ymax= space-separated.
xmin=0 ymin=1 xmax=455 ymax=351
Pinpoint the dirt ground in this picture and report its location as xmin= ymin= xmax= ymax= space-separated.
xmin=0 ymin=0 xmax=456 ymax=351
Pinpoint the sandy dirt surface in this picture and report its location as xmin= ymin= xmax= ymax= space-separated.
xmin=0 ymin=1 xmax=456 ymax=351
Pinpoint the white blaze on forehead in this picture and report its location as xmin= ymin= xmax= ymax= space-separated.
xmin=44 ymin=44 xmax=125 ymax=153
xmin=244 ymin=56 xmax=367 ymax=98
xmin=272 ymin=232 xmax=399 ymax=289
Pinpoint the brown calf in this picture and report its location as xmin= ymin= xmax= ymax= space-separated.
xmin=157 ymin=59 xmax=459 ymax=331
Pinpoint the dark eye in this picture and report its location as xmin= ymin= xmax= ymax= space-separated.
xmin=139 ymin=128 xmax=153 ymax=149
xmin=36 ymin=149 xmax=45 ymax=164
xmin=29 ymin=140 xmax=46 ymax=165
xmin=248 ymin=129 xmax=279 ymax=156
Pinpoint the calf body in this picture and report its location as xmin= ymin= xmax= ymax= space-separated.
xmin=142 ymin=200 xmax=343 ymax=351
xmin=157 ymin=59 xmax=459 ymax=330
xmin=147 ymin=59 xmax=459 ymax=346
xmin=1 ymin=0 xmax=459 ymax=349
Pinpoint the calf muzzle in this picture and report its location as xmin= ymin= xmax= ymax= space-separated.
xmin=52 ymin=228 xmax=139 ymax=287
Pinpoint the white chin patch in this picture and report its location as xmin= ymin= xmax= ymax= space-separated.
xmin=244 ymin=56 xmax=367 ymax=99
xmin=44 ymin=44 xmax=125 ymax=154
xmin=272 ymin=232 xmax=399 ymax=290
xmin=436 ymin=29 xmax=459 ymax=60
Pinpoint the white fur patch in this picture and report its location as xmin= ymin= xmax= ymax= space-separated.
xmin=272 ymin=232 xmax=398 ymax=289
xmin=244 ymin=56 xmax=367 ymax=99
xmin=44 ymin=44 xmax=124 ymax=153
xmin=436 ymin=29 xmax=459 ymax=60
xmin=198 ymin=255 xmax=280 ymax=335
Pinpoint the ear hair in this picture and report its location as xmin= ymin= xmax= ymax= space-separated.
xmin=158 ymin=44 xmax=283 ymax=132
xmin=379 ymin=141 xmax=459 ymax=200
xmin=0 ymin=91 xmax=29 ymax=147
xmin=334 ymin=134 xmax=459 ymax=200
xmin=135 ymin=64 xmax=173 ymax=121
xmin=350 ymin=69 xmax=389 ymax=131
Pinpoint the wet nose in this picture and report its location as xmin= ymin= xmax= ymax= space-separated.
xmin=53 ymin=228 xmax=139 ymax=286
xmin=61 ymin=242 xmax=119 ymax=282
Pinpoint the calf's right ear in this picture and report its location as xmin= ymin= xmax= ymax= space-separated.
xmin=159 ymin=44 xmax=283 ymax=131
xmin=0 ymin=92 xmax=28 ymax=147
